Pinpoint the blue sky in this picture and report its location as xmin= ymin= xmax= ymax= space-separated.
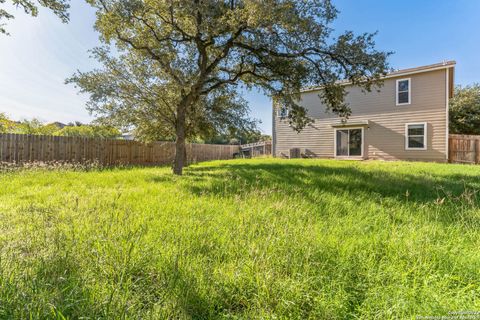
xmin=0 ymin=0 xmax=479 ymax=135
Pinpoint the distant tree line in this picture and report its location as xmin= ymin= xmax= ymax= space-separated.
xmin=198 ymin=131 xmax=271 ymax=145
xmin=0 ymin=113 xmax=270 ymax=144
xmin=450 ymin=84 xmax=480 ymax=135
xmin=0 ymin=114 xmax=121 ymax=138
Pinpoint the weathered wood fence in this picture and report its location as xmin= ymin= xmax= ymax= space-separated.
xmin=0 ymin=134 xmax=240 ymax=165
xmin=449 ymin=134 xmax=480 ymax=164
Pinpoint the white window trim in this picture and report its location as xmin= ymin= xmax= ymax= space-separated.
xmin=334 ymin=127 xmax=364 ymax=158
xmin=396 ymin=78 xmax=411 ymax=106
xmin=405 ymin=122 xmax=427 ymax=151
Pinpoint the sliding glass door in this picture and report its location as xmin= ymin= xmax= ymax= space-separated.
xmin=335 ymin=128 xmax=363 ymax=157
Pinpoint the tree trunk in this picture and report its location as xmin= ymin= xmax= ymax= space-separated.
xmin=173 ymin=103 xmax=187 ymax=175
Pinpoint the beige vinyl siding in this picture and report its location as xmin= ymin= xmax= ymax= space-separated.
xmin=273 ymin=68 xmax=450 ymax=161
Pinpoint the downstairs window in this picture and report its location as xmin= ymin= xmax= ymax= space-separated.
xmin=405 ymin=123 xmax=427 ymax=150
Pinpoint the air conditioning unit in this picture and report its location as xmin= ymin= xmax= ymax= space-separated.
xmin=289 ymin=148 xmax=301 ymax=159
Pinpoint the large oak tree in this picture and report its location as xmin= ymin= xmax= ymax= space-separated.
xmin=68 ymin=47 xmax=260 ymax=148
xmin=72 ymin=0 xmax=390 ymax=175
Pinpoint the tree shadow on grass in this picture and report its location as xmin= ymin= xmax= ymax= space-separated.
xmin=180 ymin=161 xmax=480 ymax=225
xmin=185 ymin=162 xmax=477 ymax=200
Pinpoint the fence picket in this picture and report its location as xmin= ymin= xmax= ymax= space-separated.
xmin=449 ymin=134 xmax=480 ymax=164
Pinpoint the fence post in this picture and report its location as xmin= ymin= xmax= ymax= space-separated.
xmin=476 ymin=139 xmax=480 ymax=164
xmin=448 ymin=137 xmax=452 ymax=163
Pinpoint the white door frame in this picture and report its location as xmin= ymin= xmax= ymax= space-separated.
xmin=333 ymin=127 xmax=365 ymax=158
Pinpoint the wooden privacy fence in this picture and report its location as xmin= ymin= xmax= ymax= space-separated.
xmin=0 ymin=134 xmax=240 ymax=166
xmin=449 ymin=134 xmax=480 ymax=164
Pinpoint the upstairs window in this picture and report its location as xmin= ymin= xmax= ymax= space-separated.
xmin=396 ymin=78 xmax=411 ymax=105
xmin=405 ymin=122 xmax=427 ymax=150
xmin=277 ymin=106 xmax=289 ymax=118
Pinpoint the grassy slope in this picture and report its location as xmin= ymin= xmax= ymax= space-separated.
xmin=0 ymin=159 xmax=479 ymax=319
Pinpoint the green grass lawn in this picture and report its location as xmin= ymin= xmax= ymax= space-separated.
xmin=0 ymin=159 xmax=479 ymax=319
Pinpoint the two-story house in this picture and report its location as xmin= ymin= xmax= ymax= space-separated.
xmin=273 ymin=61 xmax=455 ymax=162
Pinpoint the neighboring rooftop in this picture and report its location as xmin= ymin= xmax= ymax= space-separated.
xmin=301 ymin=60 xmax=456 ymax=93
xmin=48 ymin=122 xmax=67 ymax=129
